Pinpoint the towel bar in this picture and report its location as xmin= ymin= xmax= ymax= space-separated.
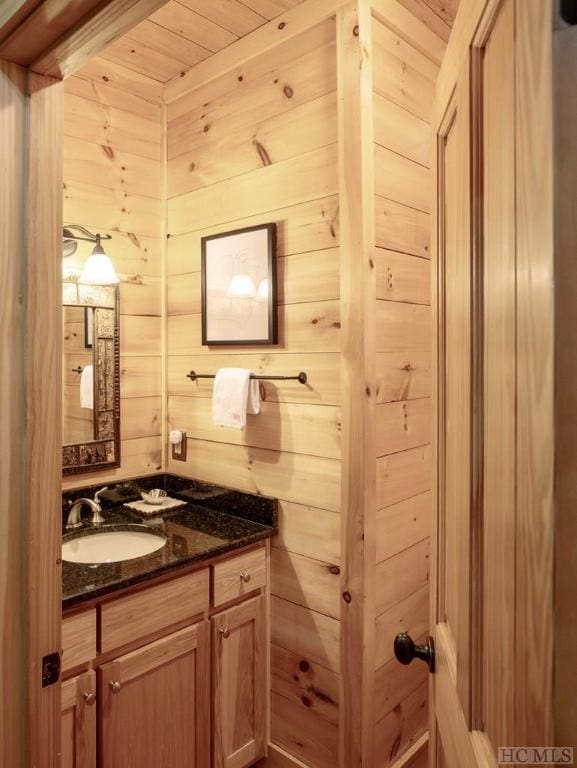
xmin=186 ymin=370 xmax=307 ymax=385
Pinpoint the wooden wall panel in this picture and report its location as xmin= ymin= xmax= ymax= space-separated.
xmin=165 ymin=26 xmax=341 ymax=765
xmin=371 ymin=10 xmax=437 ymax=766
xmin=62 ymin=56 xmax=163 ymax=490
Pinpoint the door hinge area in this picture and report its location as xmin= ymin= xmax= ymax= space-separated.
xmin=41 ymin=652 xmax=61 ymax=688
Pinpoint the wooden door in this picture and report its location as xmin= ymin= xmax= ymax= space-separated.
xmin=99 ymin=622 xmax=210 ymax=768
xmin=429 ymin=0 xmax=555 ymax=766
xmin=61 ymin=672 xmax=96 ymax=768
xmin=212 ymin=595 xmax=266 ymax=768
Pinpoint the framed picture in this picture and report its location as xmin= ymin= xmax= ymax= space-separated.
xmin=201 ymin=223 xmax=277 ymax=345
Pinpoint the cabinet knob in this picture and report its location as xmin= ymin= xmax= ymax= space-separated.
xmin=83 ymin=691 xmax=96 ymax=705
xmin=109 ymin=681 xmax=122 ymax=694
xmin=240 ymin=571 xmax=251 ymax=584
xmin=219 ymin=627 xmax=231 ymax=639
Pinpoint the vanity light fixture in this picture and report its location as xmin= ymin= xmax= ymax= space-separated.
xmin=62 ymin=225 xmax=119 ymax=285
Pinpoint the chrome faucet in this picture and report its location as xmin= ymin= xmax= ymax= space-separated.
xmin=66 ymin=487 xmax=107 ymax=530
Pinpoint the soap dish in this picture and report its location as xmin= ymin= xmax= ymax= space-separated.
xmin=141 ymin=489 xmax=168 ymax=505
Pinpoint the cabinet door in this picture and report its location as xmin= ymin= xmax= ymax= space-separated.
xmin=61 ymin=671 xmax=96 ymax=768
xmin=100 ymin=621 xmax=210 ymax=768
xmin=212 ymin=595 xmax=266 ymax=768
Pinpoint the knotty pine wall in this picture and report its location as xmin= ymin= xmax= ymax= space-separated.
xmin=61 ymin=57 xmax=164 ymax=490
xmin=165 ymin=20 xmax=342 ymax=768
xmin=372 ymin=12 xmax=436 ymax=765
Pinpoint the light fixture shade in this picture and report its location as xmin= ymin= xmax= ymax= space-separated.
xmin=256 ymin=278 xmax=269 ymax=302
xmin=226 ymin=273 xmax=256 ymax=299
xmin=79 ymin=239 xmax=119 ymax=285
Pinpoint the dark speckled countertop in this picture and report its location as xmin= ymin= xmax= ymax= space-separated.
xmin=62 ymin=474 xmax=277 ymax=610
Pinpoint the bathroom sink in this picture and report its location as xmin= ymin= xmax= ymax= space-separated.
xmin=62 ymin=527 xmax=167 ymax=564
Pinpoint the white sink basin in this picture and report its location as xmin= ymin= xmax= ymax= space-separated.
xmin=62 ymin=529 xmax=167 ymax=564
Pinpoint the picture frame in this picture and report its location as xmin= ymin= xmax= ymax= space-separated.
xmin=201 ymin=223 xmax=277 ymax=346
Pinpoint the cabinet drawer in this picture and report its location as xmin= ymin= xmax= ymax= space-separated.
xmin=100 ymin=568 xmax=209 ymax=653
xmin=212 ymin=547 xmax=266 ymax=607
xmin=62 ymin=609 xmax=96 ymax=673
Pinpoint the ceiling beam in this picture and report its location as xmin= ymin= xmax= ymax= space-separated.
xmin=29 ymin=0 xmax=171 ymax=79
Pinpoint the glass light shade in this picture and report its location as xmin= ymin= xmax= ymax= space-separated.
xmin=79 ymin=243 xmax=119 ymax=285
xmin=256 ymin=278 xmax=269 ymax=302
xmin=226 ymin=273 xmax=256 ymax=299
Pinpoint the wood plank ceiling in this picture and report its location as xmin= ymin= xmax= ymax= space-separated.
xmin=98 ymin=0 xmax=459 ymax=83
xmin=0 ymin=0 xmax=459 ymax=84
xmin=98 ymin=0 xmax=308 ymax=83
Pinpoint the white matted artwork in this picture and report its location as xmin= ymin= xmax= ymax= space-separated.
xmin=201 ymin=223 xmax=277 ymax=345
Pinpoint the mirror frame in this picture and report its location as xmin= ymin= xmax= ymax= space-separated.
xmin=62 ymin=286 xmax=121 ymax=476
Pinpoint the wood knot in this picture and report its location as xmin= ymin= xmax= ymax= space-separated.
xmin=369 ymin=258 xmax=374 ymax=269
xmin=301 ymin=696 xmax=312 ymax=707
xmin=365 ymin=385 xmax=371 ymax=397
xmin=203 ymin=124 xmax=210 ymax=133
xmin=238 ymin=75 xmax=244 ymax=81
xmin=102 ymin=75 xmax=109 ymax=82
xmin=278 ymin=21 xmax=286 ymax=29
xmin=283 ymin=84 xmax=294 ymax=99
xmin=253 ymin=139 xmax=272 ymax=167
xmin=299 ymin=660 xmax=310 ymax=672
xmin=328 ymin=565 xmax=340 ymax=575
xmin=353 ymin=24 xmax=359 ymax=36
xmin=343 ymin=591 xmax=352 ymax=604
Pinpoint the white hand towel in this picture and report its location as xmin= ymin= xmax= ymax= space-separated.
xmin=80 ymin=365 xmax=94 ymax=409
xmin=212 ymin=368 xmax=260 ymax=430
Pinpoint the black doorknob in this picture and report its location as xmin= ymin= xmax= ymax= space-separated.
xmin=394 ymin=632 xmax=435 ymax=673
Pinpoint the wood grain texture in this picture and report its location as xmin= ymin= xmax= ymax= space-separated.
xmin=337 ymin=3 xmax=376 ymax=764
xmin=212 ymin=547 xmax=266 ymax=607
xmin=0 ymin=58 xmax=27 ymax=768
xmin=27 ymin=70 xmax=64 ymax=768
xmin=62 ymin=610 xmax=97 ymax=674
xmin=31 ymin=0 xmax=176 ymax=78
xmin=99 ymin=621 xmax=210 ymax=767
xmin=553 ymin=20 xmax=577 ymax=747
xmin=212 ymin=596 xmax=267 ymax=767
xmin=60 ymin=671 xmax=96 ymax=768
xmin=100 ymin=568 xmax=209 ymax=653
xmin=514 ymin=0 xmax=554 ymax=746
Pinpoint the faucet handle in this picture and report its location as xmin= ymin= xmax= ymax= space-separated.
xmin=94 ymin=487 xmax=108 ymax=503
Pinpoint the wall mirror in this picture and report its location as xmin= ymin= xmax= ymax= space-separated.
xmin=62 ymin=282 xmax=120 ymax=475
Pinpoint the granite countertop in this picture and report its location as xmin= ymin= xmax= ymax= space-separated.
xmin=62 ymin=475 xmax=277 ymax=610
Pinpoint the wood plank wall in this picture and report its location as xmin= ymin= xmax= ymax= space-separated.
xmin=371 ymin=10 xmax=438 ymax=765
xmin=61 ymin=57 xmax=164 ymax=489
xmin=165 ymin=20 xmax=342 ymax=768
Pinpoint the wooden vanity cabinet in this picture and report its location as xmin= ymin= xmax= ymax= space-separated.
xmin=212 ymin=595 xmax=266 ymax=768
xmin=61 ymin=545 xmax=269 ymax=768
xmin=99 ymin=621 xmax=210 ymax=767
xmin=61 ymin=671 xmax=96 ymax=768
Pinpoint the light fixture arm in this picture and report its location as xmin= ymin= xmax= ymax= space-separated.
xmin=63 ymin=225 xmax=112 ymax=244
